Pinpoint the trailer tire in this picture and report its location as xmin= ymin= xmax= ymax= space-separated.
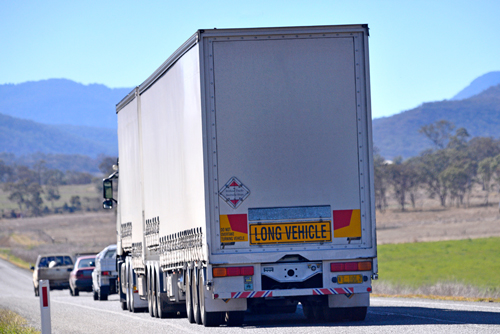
xmin=198 ymin=269 xmax=223 ymax=327
xmin=152 ymin=269 xmax=158 ymax=318
xmin=225 ymin=311 xmax=244 ymax=327
xmin=346 ymin=307 xmax=367 ymax=321
xmin=192 ymin=269 xmax=202 ymax=324
xmin=156 ymin=270 xmax=168 ymax=319
xmin=302 ymin=302 xmax=314 ymax=320
xmin=322 ymin=307 xmax=346 ymax=322
xmin=186 ymin=269 xmax=195 ymax=323
xmin=147 ymin=268 xmax=154 ymax=317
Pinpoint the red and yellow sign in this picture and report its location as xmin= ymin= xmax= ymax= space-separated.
xmin=333 ymin=209 xmax=361 ymax=238
xmin=220 ymin=214 xmax=248 ymax=242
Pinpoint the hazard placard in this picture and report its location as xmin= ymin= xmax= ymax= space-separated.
xmin=219 ymin=177 xmax=250 ymax=209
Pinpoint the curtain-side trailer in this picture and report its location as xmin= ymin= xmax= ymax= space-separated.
xmin=103 ymin=24 xmax=377 ymax=327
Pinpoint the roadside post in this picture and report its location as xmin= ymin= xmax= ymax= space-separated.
xmin=39 ymin=280 xmax=51 ymax=334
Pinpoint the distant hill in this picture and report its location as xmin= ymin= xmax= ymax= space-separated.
xmin=0 ymin=112 xmax=117 ymax=157
xmin=452 ymin=71 xmax=500 ymax=100
xmin=373 ymin=84 xmax=500 ymax=159
xmin=0 ymin=79 xmax=131 ymax=129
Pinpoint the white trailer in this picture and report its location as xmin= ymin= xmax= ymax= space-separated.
xmin=103 ymin=24 xmax=377 ymax=327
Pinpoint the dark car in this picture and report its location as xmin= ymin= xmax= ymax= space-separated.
xmin=69 ymin=255 xmax=96 ymax=296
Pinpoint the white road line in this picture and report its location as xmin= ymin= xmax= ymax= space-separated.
xmin=53 ymin=299 xmax=198 ymax=333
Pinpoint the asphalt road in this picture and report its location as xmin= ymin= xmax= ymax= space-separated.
xmin=1 ymin=258 xmax=499 ymax=333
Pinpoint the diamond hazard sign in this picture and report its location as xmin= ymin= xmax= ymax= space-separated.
xmin=219 ymin=177 xmax=250 ymax=209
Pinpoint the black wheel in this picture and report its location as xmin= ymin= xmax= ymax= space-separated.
xmin=345 ymin=307 xmax=367 ymax=321
xmin=312 ymin=303 xmax=325 ymax=322
xmin=198 ymin=269 xmax=223 ymax=327
xmin=69 ymin=286 xmax=74 ymax=296
xmin=147 ymin=269 xmax=154 ymax=317
xmin=121 ymin=301 xmax=128 ymax=310
xmin=193 ymin=269 xmax=202 ymax=324
xmin=156 ymin=270 xmax=166 ymax=319
xmin=93 ymin=289 xmax=98 ymax=301
xmin=225 ymin=311 xmax=244 ymax=327
xmin=302 ymin=302 xmax=314 ymax=320
xmin=186 ymin=269 xmax=195 ymax=323
xmin=152 ymin=270 xmax=158 ymax=318
xmin=74 ymin=288 xmax=79 ymax=296
xmin=34 ymin=285 xmax=39 ymax=297
xmin=323 ymin=307 xmax=346 ymax=322
xmin=99 ymin=290 xmax=108 ymax=301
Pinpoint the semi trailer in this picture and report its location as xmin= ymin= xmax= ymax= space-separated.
xmin=103 ymin=24 xmax=377 ymax=327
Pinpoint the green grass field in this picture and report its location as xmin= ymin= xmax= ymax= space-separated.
xmin=377 ymin=237 xmax=500 ymax=291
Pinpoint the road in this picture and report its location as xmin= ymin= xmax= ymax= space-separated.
xmin=1 ymin=258 xmax=499 ymax=333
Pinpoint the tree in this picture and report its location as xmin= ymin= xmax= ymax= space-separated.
xmin=419 ymin=120 xmax=455 ymax=149
xmin=417 ymin=149 xmax=450 ymax=207
xmin=373 ymin=150 xmax=389 ymax=212
xmin=478 ymin=157 xmax=494 ymax=204
xmin=387 ymin=157 xmax=420 ymax=211
xmin=44 ymin=169 xmax=63 ymax=209
xmin=98 ymin=156 xmax=117 ymax=177
xmin=4 ymin=166 xmax=44 ymax=216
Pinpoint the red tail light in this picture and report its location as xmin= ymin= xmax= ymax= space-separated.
xmin=331 ymin=261 xmax=372 ymax=272
xmin=213 ymin=266 xmax=254 ymax=277
xmin=76 ymin=271 xmax=84 ymax=278
xmin=102 ymin=271 xmax=110 ymax=276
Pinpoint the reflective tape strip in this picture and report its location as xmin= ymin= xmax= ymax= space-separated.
xmin=312 ymin=287 xmax=354 ymax=295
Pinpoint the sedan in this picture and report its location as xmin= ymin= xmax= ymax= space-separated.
xmin=69 ymin=255 xmax=96 ymax=296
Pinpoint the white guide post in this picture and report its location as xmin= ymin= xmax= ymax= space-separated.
xmin=39 ymin=280 xmax=52 ymax=334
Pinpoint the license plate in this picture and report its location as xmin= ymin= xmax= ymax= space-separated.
xmin=249 ymin=221 xmax=331 ymax=245
xmin=337 ymin=274 xmax=362 ymax=284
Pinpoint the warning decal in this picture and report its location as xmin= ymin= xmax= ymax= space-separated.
xmin=219 ymin=177 xmax=250 ymax=209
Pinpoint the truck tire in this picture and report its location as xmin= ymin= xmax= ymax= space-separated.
xmin=152 ymin=269 xmax=158 ymax=318
xmin=74 ymin=288 xmax=79 ymax=296
xmin=156 ymin=270 xmax=167 ymax=319
xmin=323 ymin=307 xmax=346 ymax=322
xmin=192 ymin=269 xmax=202 ymax=324
xmin=346 ymin=307 xmax=367 ymax=321
xmin=185 ymin=269 xmax=195 ymax=323
xmin=121 ymin=301 xmax=128 ymax=311
xmin=34 ymin=285 xmax=39 ymax=297
xmin=99 ymin=290 xmax=108 ymax=301
xmin=147 ymin=268 xmax=154 ymax=317
xmin=225 ymin=311 xmax=244 ymax=327
xmin=198 ymin=269 xmax=223 ymax=327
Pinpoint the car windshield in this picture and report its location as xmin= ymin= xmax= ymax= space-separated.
xmin=39 ymin=256 xmax=73 ymax=267
xmin=104 ymin=248 xmax=116 ymax=259
xmin=78 ymin=258 xmax=95 ymax=268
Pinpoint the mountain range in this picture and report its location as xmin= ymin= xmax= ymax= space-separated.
xmin=0 ymin=72 xmax=499 ymax=167
xmin=373 ymin=71 xmax=500 ymax=159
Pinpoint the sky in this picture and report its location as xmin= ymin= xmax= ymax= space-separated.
xmin=1 ymin=0 xmax=499 ymax=119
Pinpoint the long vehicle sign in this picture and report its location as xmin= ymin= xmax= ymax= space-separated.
xmin=249 ymin=221 xmax=331 ymax=245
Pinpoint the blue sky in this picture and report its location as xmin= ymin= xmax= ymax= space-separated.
xmin=1 ymin=0 xmax=499 ymax=119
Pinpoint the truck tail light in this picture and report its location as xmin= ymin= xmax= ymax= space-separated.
xmin=331 ymin=261 xmax=372 ymax=272
xmin=213 ymin=266 xmax=254 ymax=277
xmin=102 ymin=271 xmax=110 ymax=276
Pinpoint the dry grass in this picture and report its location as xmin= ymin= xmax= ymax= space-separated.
xmin=373 ymin=280 xmax=500 ymax=302
xmin=0 ymin=211 xmax=116 ymax=264
xmin=0 ymin=309 xmax=39 ymax=334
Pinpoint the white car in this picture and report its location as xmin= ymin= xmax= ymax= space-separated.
xmin=92 ymin=245 xmax=117 ymax=300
